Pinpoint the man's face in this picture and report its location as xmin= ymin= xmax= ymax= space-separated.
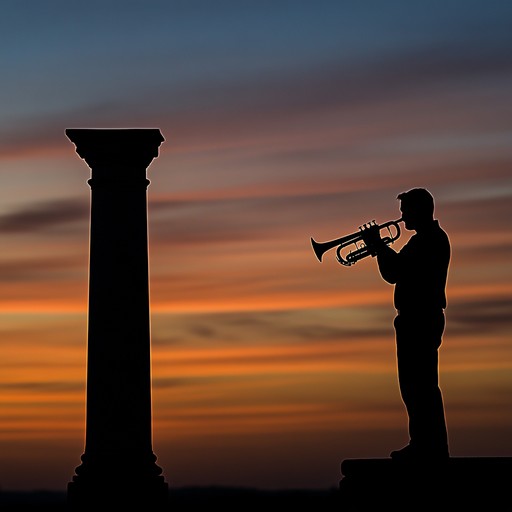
xmin=400 ymin=202 xmax=418 ymax=231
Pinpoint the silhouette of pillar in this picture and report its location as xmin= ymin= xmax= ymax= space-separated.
xmin=65 ymin=129 xmax=168 ymax=508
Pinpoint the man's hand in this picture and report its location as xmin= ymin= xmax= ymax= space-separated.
xmin=360 ymin=221 xmax=385 ymax=256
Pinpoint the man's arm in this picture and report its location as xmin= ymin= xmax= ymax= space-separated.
xmin=375 ymin=244 xmax=400 ymax=284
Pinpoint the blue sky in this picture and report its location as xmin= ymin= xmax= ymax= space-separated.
xmin=2 ymin=1 xmax=510 ymax=132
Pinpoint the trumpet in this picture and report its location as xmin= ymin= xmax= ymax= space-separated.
xmin=311 ymin=219 xmax=402 ymax=266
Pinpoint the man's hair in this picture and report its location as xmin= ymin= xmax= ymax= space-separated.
xmin=397 ymin=188 xmax=435 ymax=216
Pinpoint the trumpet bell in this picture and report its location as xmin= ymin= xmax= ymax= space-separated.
xmin=310 ymin=229 xmax=361 ymax=265
xmin=310 ymin=237 xmax=326 ymax=262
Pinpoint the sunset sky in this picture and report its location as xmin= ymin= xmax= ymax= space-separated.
xmin=1 ymin=0 xmax=512 ymax=492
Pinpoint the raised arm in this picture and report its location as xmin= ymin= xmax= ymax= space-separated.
xmin=375 ymin=244 xmax=401 ymax=284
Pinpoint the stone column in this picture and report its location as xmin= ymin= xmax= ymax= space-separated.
xmin=65 ymin=129 xmax=168 ymax=508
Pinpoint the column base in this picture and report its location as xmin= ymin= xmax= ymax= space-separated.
xmin=339 ymin=456 xmax=512 ymax=511
xmin=67 ymin=451 xmax=169 ymax=510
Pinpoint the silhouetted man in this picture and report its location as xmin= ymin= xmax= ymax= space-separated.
xmin=364 ymin=188 xmax=450 ymax=461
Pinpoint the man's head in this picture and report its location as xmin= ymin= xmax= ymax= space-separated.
xmin=397 ymin=188 xmax=435 ymax=231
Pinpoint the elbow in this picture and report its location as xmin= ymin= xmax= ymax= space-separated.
xmin=382 ymin=274 xmax=397 ymax=284
xmin=377 ymin=262 xmax=398 ymax=284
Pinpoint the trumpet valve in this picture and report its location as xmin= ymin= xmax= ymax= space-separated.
xmin=359 ymin=220 xmax=376 ymax=231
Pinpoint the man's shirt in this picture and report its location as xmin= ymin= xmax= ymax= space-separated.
xmin=376 ymin=220 xmax=450 ymax=312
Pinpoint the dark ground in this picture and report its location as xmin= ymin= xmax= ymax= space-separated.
xmin=0 ymin=487 xmax=342 ymax=511
xmin=6 ymin=457 xmax=511 ymax=511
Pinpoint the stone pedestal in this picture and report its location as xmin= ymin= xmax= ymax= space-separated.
xmin=65 ymin=129 xmax=168 ymax=509
xmin=339 ymin=457 xmax=512 ymax=511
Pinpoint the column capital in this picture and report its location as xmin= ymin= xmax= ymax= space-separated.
xmin=65 ymin=128 xmax=165 ymax=172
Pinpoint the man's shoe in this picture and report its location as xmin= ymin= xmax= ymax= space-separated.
xmin=390 ymin=444 xmax=416 ymax=460
xmin=390 ymin=444 xmax=449 ymax=461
